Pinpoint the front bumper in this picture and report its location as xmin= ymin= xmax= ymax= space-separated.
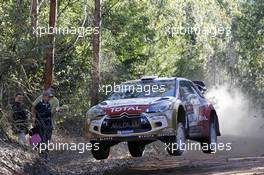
xmin=85 ymin=112 xmax=175 ymax=141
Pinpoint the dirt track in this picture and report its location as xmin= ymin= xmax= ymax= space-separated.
xmin=1 ymin=134 xmax=264 ymax=175
xmin=46 ymin=134 xmax=264 ymax=175
xmin=120 ymin=156 xmax=264 ymax=175
xmin=121 ymin=157 xmax=264 ymax=175
xmin=116 ymin=135 xmax=264 ymax=175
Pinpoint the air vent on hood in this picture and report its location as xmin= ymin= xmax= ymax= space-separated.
xmin=156 ymin=97 xmax=171 ymax=101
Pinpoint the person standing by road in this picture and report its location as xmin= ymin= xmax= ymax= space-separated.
xmin=32 ymin=86 xmax=59 ymax=130
xmin=31 ymin=91 xmax=53 ymax=159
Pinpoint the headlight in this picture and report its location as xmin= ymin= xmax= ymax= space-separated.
xmin=86 ymin=105 xmax=106 ymax=119
xmin=140 ymin=117 xmax=149 ymax=124
xmin=145 ymin=101 xmax=172 ymax=113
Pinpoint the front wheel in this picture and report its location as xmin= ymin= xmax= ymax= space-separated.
xmin=91 ymin=142 xmax=110 ymax=160
xmin=165 ymin=122 xmax=186 ymax=156
xmin=128 ymin=141 xmax=145 ymax=157
xmin=201 ymin=119 xmax=217 ymax=154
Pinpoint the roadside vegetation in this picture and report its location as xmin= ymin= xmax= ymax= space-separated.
xmin=0 ymin=0 xmax=263 ymax=150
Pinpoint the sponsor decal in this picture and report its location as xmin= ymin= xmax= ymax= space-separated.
xmin=106 ymin=105 xmax=149 ymax=116
xmin=110 ymin=106 xmax=142 ymax=113
xmin=198 ymin=115 xmax=208 ymax=121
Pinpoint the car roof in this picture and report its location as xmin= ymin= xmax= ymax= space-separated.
xmin=123 ymin=77 xmax=192 ymax=84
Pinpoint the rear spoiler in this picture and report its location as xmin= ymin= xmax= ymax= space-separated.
xmin=192 ymin=81 xmax=207 ymax=94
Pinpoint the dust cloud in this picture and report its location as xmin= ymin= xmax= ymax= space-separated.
xmin=205 ymin=85 xmax=264 ymax=138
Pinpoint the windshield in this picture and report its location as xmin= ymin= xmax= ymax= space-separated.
xmin=108 ymin=80 xmax=176 ymax=100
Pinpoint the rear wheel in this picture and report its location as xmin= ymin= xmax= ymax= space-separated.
xmin=201 ymin=118 xmax=217 ymax=154
xmin=166 ymin=122 xmax=186 ymax=156
xmin=91 ymin=142 xmax=110 ymax=160
xmin=128 ymin=141 xmax=145 ymax=157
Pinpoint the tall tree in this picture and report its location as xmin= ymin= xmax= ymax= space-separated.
xmin=91 ymin=0 xmax=101 ymax=106
xmin=30 ymin=0 xmax=38 ymax=30
xmin=44 ymin=0 xmax=57 ymax=90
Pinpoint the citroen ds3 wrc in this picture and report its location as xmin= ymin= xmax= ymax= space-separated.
xmin=85 ymin=76 xmax=221 ymax=160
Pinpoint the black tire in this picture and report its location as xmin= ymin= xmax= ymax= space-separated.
xmin=166 ymin=122 xmax=186 ymax=156
xmin=201 ymin=118 xmax=217 ymax=154
xmin=128 ymin=141 xmax=145 ymax=157
xmin=91 ymin=142 xmax=110 ymax=160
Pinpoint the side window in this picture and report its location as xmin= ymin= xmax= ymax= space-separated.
xmin=179 ymin=81 xmax=195 ymax=99
xmin=190 ymin=83 xmax=205 ymax=98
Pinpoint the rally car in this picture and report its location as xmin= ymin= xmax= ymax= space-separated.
xmin=85 ymin=76 xmax=220 ymax=160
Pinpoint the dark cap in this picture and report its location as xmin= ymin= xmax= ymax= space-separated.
xmin=47 ymin=88 xmax=55 ymax=96
xmin=43 ymin=90 xmax=53 ymax=97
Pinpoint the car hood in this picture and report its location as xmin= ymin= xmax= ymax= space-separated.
xmin=98 ymin=97 xmax=174 ymax=116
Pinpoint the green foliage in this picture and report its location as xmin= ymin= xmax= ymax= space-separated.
xmin=0 ymin=0 xmax=263 ymax=119
xmin=232 ymin=0 xmax=264 ymax=103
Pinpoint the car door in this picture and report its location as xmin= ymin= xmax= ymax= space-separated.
xmin=179 ymin=80 xmax=201 ymax=135
xmin=189 ymin=81 xmax=210 ymax=137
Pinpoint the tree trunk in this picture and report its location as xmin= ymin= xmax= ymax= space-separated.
xmin=91 ymin=0 xmax=101 ymax=106
xmin=44 ymin=0 xmax=57 ymax=90
xmin=31 ymin=0 xmax=38 ymax=30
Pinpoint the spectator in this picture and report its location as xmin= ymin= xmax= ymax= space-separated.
xmin=12 ymin=93 xmax=29 ymax=145
xmin=31 ymin=91 xmax=53 ymax=159
xmin=32 ymin=86 xmax=59 ymax=129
